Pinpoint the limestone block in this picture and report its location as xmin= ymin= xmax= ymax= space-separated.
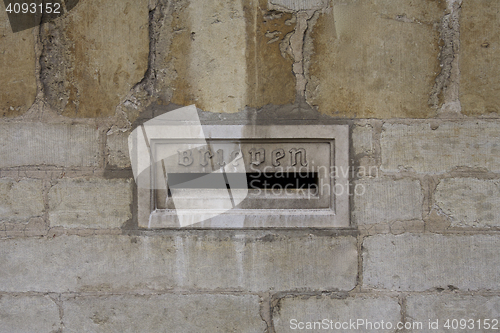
xmin=381 ymin=122 xmax=500 ymax=173
xmin=435 ymin=178 xmax=500 ymax=228
xmin=48 ymin=178 xmax=133 ymax=228
xmin=306 ymin=0 xmax=446 ymax=118
xmin=40 ymin=0 xmax=149 ymax=117
xmin=0 ymin=4 xmax=37 ymax=117
xmin=460 ymin=0 xmax=500 ymax=116
xmin=63 ymin=294 xmax=264 ymax=332
xmin=363 ymin=234 xmax=500 ymax=291
xmin=159 ymin=0 xmax=296 ymax=113
xmin=0 ymin=123 xmax=100 ymax=168
xmin=0 ymin=178 xmax=44 ymax=223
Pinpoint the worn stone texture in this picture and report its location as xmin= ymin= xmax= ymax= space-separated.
xmin=63 ymin=294 xmax=265 ymax=333
xmin=273 ymin=295 xmax=400 ymax=332
xmin=106 ymin=132 xmax=131 ymax=168
xmin=0 ymin=179 xmax=44 ymax=223
xmin=306 ymin=0 xmax=446 ymax=118
xmin=0 ymin=234 xmax=357 ymax=293
xmin=407 ymin=295 xmax=500 ymax=332
xmin=435 ymin=178 xmax=500 ymax=228
xmin=0 ymin=6 xmax=37 ymax=117
xmin=352 ymin=125 xmax=374 ymax=155
xmin=268 ymin=0 xmax=327 ymax=11
xmin=381 ymin=122 xmax=500 ymax=173
xmin=159 ymin=0 xmax=296 ymax=113
xmin=0 ymin=123 xmax=100 ymax=168
xmin=48 ymin=178 xmax=133 ymax=228
xmin=353 ymin=178 xmax=423 ymax=225
xmin=363 ymin=234 xmax=500 ymax=291
xmin=0 ymin=295 xmax=61 ymax=333
xmin=460 ymin=0 xmax=500 ymax=116
xmin=40 ymin=0 xmax=149 ymax=117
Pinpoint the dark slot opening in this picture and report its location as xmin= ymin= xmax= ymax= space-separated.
xmin=167 ymin=173 xmax=319 ymax=189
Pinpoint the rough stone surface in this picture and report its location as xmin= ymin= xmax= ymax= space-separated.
xmin=381 ymin=122 xmax=500 ymax=173
xmin=363 ymin=234 xmax=500 ymax=291
xmin=0 ymin=123 xmax=100 ymax=168
xmin=306 ymin=0 xmax=445 ymax=118
xmin=0 ymin=6 xmax=37 ymax=117
xmin=63 ymin=294 xmax=265 ymax=332
xmin=353 ymin=125 xmax=374 ymax=155
xmin=106 ymin=132 xmax=131 ymax=168
xmin=460 ymin=0 xmax=500 ymax=116
xmin=40 ymin=0 xmax=149 ymax=117
xmin=0 ymin=179 xmax=44 ymax=223
xmin=158 ymin=0 xmax=296 ymax=113
xmin=0 ymin=234 xmax=357 ymax=293
xmin=435 ymin=178 xmax=500 ymax=228
xmin=273 ymin=295 xmax=400 ymax=332
xmin=353 ymin=178 xmax=423 ymax=225
xmin=0 ymin=295 xmax=61 ymax=333
xmin=48 ymin=178 xmax=133 ymax=228
xmin=268 ymin=0 xmax=327 ymax=11
xmin=406 ymin=295 xmax=500 ymax=332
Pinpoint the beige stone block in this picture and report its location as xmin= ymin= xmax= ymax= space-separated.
xmin=363 ymin=234 xmax=500 ymax=291
xmin=63 ymin=294 xmax=265 ymax=332
xmin=460 ymin=0 xmax=500 ymax=116
xmin=160 ymin=0 xmax=296 ymax=113
xmin=306 ymin=0 xmax=446 ymax=118
xmin=48 ymin=178 xmax=133 ymax=228
xmin=0 ymin=178 xmax=44 ymax=223
xmin=0 ymin=4 xmax=37 ymax=117
xmin=435 ymin=178 xmax=500 ymax=228
xmin=40 ymin=0 xmax=149 ymax=117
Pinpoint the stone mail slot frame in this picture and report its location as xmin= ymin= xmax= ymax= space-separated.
xmin=136 ymin=125 xmax=349 ymax=228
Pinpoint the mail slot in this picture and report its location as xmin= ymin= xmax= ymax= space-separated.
xmin=129 ymin=107 xmax=349 ymax=228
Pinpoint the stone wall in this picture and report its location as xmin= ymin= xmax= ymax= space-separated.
xmin=1 ymin=0 xmax=500 ymax=331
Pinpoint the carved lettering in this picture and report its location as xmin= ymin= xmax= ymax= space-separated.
xmin=249 ymin=148 xmax=265 ymax=166
xmin=216 ymin=149 xmax=226 ymax=167
xmin=178 ymin=150 xmax=193 ymax=166
xmin=230 ymin=150 xmax=243 ymax=166
xmin=198 ymin=147 xmax=213 ymax=167
xmin=289 ymin=148 xmax=308 ymax=166
xmin=272 ymin=148 xmax=285 ymax=167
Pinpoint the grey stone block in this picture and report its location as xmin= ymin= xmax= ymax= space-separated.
xmin=381 ymin=122 xmax=500 ymax=173
xmin=363 ymin=234 xmax=500 ymax=291
xmin=0 ymin=295 xmax=60 ymax=333
xmin=106 ymin=132 xmax=131 ymax=168
xmin=0 ymin=123 xmax=100 ymax=168
xmin=407 ymin=294 xmax=500 ymax=332
xmin=273 ymin=295 xmax=400 ymax=332
xmin=62 ymin=294 xmax=264 ymax=333
xmin=48 ymin=178 xmax=133 ymax=228
xmin=0 ymin=234 xmax=358 ymax=293
xmin=435 ymin=178 xmax=500 ymax=227
xmin=353 ymin=178 xmax=423 ymax=224
xmin=0 ymin=178 xmax=44 ymax=223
